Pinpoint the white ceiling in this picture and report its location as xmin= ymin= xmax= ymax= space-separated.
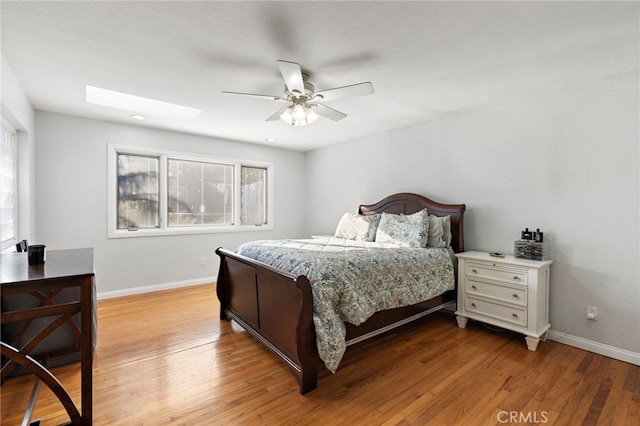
xmin=2 ymin=1 xmax=638 ymax=151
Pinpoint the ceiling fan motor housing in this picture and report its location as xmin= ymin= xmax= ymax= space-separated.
xmin=285 ymin=72 xmax=317 ymax=100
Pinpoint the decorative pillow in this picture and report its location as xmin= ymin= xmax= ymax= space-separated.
xmin=334 ymin=213 xmax=380 ymax=241
xmin=427 ymin=215 xmax=451 ymax=248
xmin=375 ymin=209 xmax=430 ymax=247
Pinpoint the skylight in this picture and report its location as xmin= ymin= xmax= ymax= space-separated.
xmin=86 ymin=85 xmax=202 ymax=119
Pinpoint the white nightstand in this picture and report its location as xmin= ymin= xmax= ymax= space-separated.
xmin=455 ymin=251 xmax=552 ymax=351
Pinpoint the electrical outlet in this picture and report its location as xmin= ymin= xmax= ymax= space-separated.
xmin=199 ymin=257 xmax=206 ymax=266
xmin=586 ymin=306 xmax=598 ymax=320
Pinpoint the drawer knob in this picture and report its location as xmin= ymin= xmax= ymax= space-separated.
xmin=471 ymin=303 xmax=477 ymax=308
xmin=512 ymin=293 xmax=519 ymax=298
xmin=471 ymin=285 xmax=477 ymax=290
xmin=512 ymin=313 xmax=518 ymax=318
xmin=472 ymin=269 xmax=478 ymax=273
xmin=513 ymin=276 xmax=519 ymax=280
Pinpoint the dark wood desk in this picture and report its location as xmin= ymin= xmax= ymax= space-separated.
xmin=1 ymin=248 xmax=94 ymax=425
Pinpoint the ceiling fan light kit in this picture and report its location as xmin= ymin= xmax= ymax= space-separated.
xmin=223 ymin=60 xmax=374 ymax=127
xmin=281 ymin=102 xmax=319 ymax=126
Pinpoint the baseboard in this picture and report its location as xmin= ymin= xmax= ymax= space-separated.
xmin=547 ymin=330 xmax=640 ymax=366
xmin=97 ymin=277 xmax=215 ymax=300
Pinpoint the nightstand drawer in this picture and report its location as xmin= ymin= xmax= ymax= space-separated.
xmin=465 ymin=297 xmax=527 ymax=327
xmin=466 ymin=263 xmax=528 ymax=285
xmin=466 ymin=280 xmax=527 ymax=306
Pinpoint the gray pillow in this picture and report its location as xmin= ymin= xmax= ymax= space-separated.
xmin=427 ymin=215 xmax=451 ymax=248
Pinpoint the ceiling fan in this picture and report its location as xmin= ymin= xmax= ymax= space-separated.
xmin=222 ymin=60 xmax=374 ymax=126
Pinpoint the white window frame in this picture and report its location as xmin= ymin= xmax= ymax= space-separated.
xmin=107 ymin=144 xmax=274 ymax=238
xmin=1 ymin=120 xmax=18 ymax=251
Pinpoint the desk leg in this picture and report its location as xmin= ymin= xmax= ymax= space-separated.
xmin=80 ymin=277 xmax=93 ymax=425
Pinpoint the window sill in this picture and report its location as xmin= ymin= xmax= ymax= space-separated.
xmin=108 ymin=224 xmax=274 ymax=239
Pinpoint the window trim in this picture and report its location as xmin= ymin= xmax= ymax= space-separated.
xmin=107 ymin=144 xmax=274 ymax=239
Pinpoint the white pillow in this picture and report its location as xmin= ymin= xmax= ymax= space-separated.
xmin=334 ymin=213 xmax=380 ymax=241
xmin=375 ymin=209 xmax=429 ymax=247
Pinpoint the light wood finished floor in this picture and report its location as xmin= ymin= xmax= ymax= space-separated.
xmin=2 ymin=284 xmax=638 ymax=425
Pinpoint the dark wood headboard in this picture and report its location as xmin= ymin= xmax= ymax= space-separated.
xmin=358 ymin=192 xmax=466 ymax=253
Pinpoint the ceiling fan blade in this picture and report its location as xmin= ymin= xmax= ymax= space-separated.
xmin=222 ymin=91 xmax=287 ymax=102
xmin=314 ymin=82 xmax=374 ymax=102
xmin=266 ymin=105 xmax=289 ymax=121
xmin=314 ymin=103 xmax=347 ymax=121
xmin=277 ymin=60 xmax=305 ymax=93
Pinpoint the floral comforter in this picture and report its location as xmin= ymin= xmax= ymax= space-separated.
xmin=236 ymin=237 xmax=455 ymax=373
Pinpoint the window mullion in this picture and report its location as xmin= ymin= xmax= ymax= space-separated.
xmin=234 ymin=163 xmax=241 ymax=227
xmin=159 ymin=154 xmax=168 ymax=230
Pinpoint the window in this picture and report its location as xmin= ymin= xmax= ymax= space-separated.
xmin=241 ymin=166 xmax=267 ymax=226
xmin=108 ymin=145 xmax=273 ymax=238
xmin=117 ymin=154 xmax=160 ymax=230
xmin=1 ymin=122 xmax=17 ymax=250
xmin=168 ymin=159 xmax=233 ymax=227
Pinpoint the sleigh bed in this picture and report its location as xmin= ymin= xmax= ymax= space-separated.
xmin=215 ymin=193 xmax=466 ymax=394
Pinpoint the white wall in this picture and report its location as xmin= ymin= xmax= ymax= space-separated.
xmin=35 ymin=112 xmax=307 ymax=294
xmin=6 ymin=55 xmax=638 ymax=360
xmin=305 ymin=70 xmax=640 ymax=357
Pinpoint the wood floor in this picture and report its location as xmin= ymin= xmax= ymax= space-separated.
xmin=2 ymin=284 xmax=638 ymax=425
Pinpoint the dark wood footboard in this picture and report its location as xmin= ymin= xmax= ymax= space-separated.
xmin=215 ymin=247 xmax=320 ymax=394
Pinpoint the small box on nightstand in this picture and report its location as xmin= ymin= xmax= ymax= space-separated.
xmin=514 ymin=241 xmax=548 ymax=261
